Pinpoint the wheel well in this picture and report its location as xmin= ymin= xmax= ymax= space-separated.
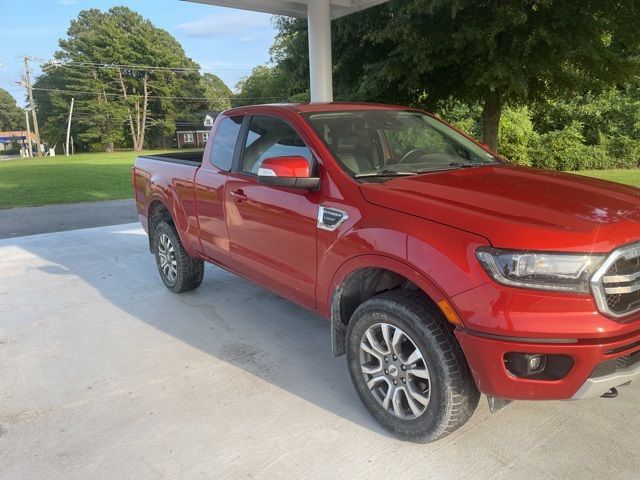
xmin=330 ymin=267 xmax=435 ymax=356
xmin=148 ymin=201 xmax=174 ymax=253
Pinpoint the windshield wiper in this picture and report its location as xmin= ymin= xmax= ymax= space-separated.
xmin=448 ymin=161 xmax=476 ymax=168
xmin=354 ymin=169 xmax=419 ymax=178
xmin=414 ymin=162 xmax=491 ymax=173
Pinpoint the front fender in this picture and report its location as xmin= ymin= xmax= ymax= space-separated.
xmin=317 ymin=220 xmax=490 ymax=318
xmin=324 ymin=253 xmax=450 ymax=356
xmin=316 ymin=217 xmax=491 ymax=355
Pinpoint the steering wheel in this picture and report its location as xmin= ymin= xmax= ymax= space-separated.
xmin=397 ymin=148 xmax=428 ymax=164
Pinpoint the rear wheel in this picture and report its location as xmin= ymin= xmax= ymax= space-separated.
xmin=346 ymin=290 xmax=479 ymax=443
xmin=154 ymin=221 xmax=204 ymax=293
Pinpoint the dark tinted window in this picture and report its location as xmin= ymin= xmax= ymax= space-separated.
xmin=241 ymin=115 xmax=313 ymax=174
xmin=210 ymin=116 xmax=243 ymax=171
xmin=306 ymin=110 xmax=497 ymax=177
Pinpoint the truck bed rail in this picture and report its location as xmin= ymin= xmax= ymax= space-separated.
xmin=139 ymin=151 xmax=204 ymax=167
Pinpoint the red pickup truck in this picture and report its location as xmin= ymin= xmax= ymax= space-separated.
xmin=133 ymin=102 xmax=640 ymax=442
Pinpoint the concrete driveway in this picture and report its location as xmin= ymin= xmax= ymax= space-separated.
xmin=0 ymin=199 xmax=137 ymax=239
xmin=1 ymin=224 xmax=639 ymax=480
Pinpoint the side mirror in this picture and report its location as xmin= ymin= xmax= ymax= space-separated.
xmin=257 ymin=156 xmax=320 ymax=189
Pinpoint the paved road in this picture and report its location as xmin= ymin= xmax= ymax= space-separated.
xmin=1 ymin=223 xmax=639 ymax=480
xmin=0 ymin=198 xmax=137 ymax=239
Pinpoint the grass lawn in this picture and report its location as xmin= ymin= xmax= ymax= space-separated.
xmin=572 ymin=169 xmax=640 ymax=188
xmin=2 ymin=151 xmax=640 ymax=208
xmin=0 ymin=150 xmax=176 ymax=209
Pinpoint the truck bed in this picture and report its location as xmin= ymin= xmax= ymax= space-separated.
xmin=138 ymin=150 xmax=204 ymax=167
xmin=133 ymin=151 xmax=205 ymax=233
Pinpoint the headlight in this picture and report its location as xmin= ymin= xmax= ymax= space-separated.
xmin=476 ymin=247 xmax=606 ymax=293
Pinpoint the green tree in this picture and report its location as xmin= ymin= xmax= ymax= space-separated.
xmin=34 ymin=59 xmax=129 ymax=152
xmin=232 ymin=65 xmax=297 ymax=107
xmin=372 ymin=1 xmax=639 ymax=151
xmin=0 ymin=89 xmax=25 ymax=131
xmin=498 ymin=107 xmax=536 ymax=166
xmin=271 ymin=1 xmax=640 ymax=153
xmin=532 ymin=86 xmax=640 ymax=144
xmin=232 ymin=19 xmax=312 ymax=107
xmin=34 ymin=7 xmax=206 ymax=152
xmin=200 ymin=73 xmax=233 ymax=111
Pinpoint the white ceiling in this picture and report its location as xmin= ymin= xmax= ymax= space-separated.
xmin=182 ymin=0 xmax=390 ymax=19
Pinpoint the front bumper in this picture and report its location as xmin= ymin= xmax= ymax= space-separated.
xmin=455 ymin=328 xmax=640 ymax=400
xmin=449 ymin=281 xmax=640 ymax=400
xmin=572 ymin=352 xmax=640 ymax=398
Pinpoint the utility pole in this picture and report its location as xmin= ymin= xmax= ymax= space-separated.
xmin=65 ymin=97 xmax=75 ymax=156
xmin=23 ymin=57 xmax=42 ymax=157
xmin=24 ymin=109 xmax=33 ymax=158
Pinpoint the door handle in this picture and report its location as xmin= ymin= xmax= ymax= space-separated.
xmin=230 ymin=189 xmax=248 ymax=203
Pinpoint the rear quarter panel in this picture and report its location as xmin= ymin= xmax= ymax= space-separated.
xmin=133 ymin=156 xmax=202 ymax=256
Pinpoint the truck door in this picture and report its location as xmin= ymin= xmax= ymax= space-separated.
xmin=224 ymin=114 xmax=319 ymax=308
xmin=194 ymin=114 xmax=244 ymax=267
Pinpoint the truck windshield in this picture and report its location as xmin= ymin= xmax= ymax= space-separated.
xmin=305 ymin=110 xmax=499 ymax=178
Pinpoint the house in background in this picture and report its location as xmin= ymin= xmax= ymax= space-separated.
xmin=0 ymin=131 xmax=36 ymax=152
xmin=175 ymin=111 xmax=220 ymax=148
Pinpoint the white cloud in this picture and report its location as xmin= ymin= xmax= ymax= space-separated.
xmin=175 ymin=11 xmax=272 ymax=38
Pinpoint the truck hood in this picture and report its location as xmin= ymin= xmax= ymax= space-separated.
xmin=359 ymin=165 xmax=640 ymax=252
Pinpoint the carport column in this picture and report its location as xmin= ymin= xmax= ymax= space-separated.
xmin=307 ymin=0 xmax=333 ymax=103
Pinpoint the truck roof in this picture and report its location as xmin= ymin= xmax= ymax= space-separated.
xmin=222 ymin=102 xmax=415 ymax=116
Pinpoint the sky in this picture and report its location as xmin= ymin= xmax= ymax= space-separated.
xmin=0 ymin=0 xmax=278 ymax=105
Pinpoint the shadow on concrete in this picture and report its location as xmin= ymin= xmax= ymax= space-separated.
xmin=20 ymin=224 xmax=394 ymax=438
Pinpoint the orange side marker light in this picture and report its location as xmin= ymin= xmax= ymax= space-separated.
xmin=437 ymin=299 xmax=462 ymax=326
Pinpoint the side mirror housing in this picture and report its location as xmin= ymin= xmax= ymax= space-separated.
xmin=257 ymin=156 xmax=320 ymax=189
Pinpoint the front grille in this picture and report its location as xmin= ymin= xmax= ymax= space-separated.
xmin=590 ymin=351 xmax=640 ymax=378
xmin=592 ymin=243 xmax=640 ymax=318
xmin=616 ymin=355 xmax=631 ymax=368
xmin=602 ymin=255 xmax=640 ymax=314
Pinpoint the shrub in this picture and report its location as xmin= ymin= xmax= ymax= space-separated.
xmin=3 ymin=146 xmax=21 ymax=155
xmin=578 ymin=144 xmax=612 ymax=170
xmin=601 ymin=135 xmax=640 ymax=168
xmin=438 ymin=94 xmax=640 ymax=172
xmin=531 ymin=86 xmax=640 ymax=146
xmin=528 ymin=122 xmax=596 ymax=170
xmin=498 ymin=107 xmax=535 ymax=166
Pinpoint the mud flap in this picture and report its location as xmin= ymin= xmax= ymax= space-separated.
xmin=487 ymin=396 xmax=512 ymax=413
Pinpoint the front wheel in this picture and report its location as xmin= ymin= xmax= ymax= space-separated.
xmin=154 ymin=221 xmax=204 ymax=293
xmin=346 ymin=290 xmax=479 ymax=443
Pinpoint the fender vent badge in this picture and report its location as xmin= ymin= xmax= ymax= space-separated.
xmin=317 ymin=206 xmax=349 ymax=231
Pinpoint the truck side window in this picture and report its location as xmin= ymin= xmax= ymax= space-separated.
xmin=241 ymin=115 xmax=313 ymax=174
xmin=210 ymin=115 xmax=243 ymax=171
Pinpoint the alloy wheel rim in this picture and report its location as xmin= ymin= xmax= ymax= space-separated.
xmin=157 ymin=233 xmax=178 ymax=283
xmin=359 ymin=322 xmax=431 ymax=419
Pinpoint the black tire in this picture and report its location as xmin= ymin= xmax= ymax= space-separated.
xmin=153 ymin=221 xmax=204 ymax=293
xmin=346 ymin=290 xmax=479 ymax=443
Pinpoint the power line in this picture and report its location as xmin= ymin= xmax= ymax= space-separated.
xmin=31 ymin=87 xmax=287 ymax=101
xmin=46 ymin=60 xmax=199 ymax=73
xmin=28 ymin=56 xmax=255 ymax=73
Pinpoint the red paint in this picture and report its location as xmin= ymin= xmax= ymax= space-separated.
xmin=133 ymin=102 xmax=640 ymax=401
xmin=456 ymin=327 xmax=640 ymax=400
xmin=259 ymin=156 xmax=311 ymax=177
